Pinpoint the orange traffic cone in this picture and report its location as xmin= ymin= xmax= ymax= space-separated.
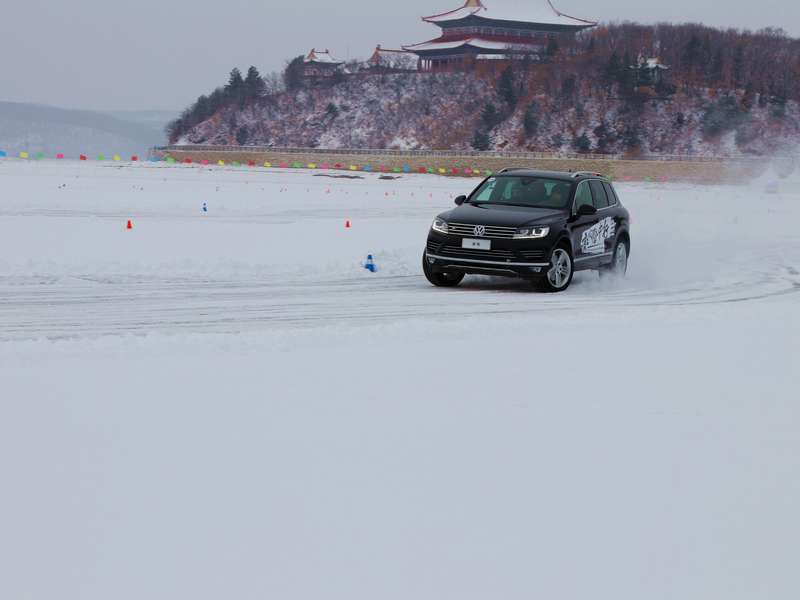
xmin=126 ymin=220 xmax=133 ymax=230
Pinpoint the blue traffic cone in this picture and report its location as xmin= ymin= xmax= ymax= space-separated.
xmin=364 ymin=255 xmax=377 ymax=273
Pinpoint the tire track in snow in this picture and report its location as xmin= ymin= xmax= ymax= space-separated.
xmin=1 ymin=262 xmax=798 ymax=341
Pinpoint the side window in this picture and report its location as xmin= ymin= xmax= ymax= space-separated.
xmin=603 ymin=182 xmax=619 ymax=206
xmin=589 ymin=180 xmax=610 ymax=209
xmin=574 ymin=181 xmax=593 ymax=211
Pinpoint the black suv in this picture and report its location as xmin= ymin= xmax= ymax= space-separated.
xmin=423 ymin=170 xmax=631 ymax=292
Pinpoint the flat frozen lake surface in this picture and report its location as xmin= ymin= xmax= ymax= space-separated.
xmin=1 ymin=159 xmax=798 ymax=600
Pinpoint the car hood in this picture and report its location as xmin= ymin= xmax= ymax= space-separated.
xmin=442 ymin=203 xmax=566 ymax=227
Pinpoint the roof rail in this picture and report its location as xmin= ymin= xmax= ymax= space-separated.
xmin=571 ymin=171 xmax=604 ymax=178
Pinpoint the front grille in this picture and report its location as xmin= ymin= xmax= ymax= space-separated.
xmin=440 ymin=246 xmax=516 ymax=261
xmin=447 ymin=223 xmax=516 ymax=239
xmin=426 ymin=240 xmax=441 ymax=254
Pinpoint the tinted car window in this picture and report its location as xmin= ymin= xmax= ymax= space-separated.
xmin=602 ymin=182 xmax=619 ymax=206
xmin=589 ymin=180 xmax=610 ymax=209
xmin=574 ymin=181 xmax=593 ymax=211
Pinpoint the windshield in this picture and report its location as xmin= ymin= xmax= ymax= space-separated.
xmin=469 ymin=176 xmax=572 ymax=209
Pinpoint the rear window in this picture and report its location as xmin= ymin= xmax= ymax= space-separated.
xmin=471 ymin=176 xmax=572 ymax=209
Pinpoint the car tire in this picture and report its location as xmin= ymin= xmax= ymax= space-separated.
xmin=600 ymin=240 xmax=629 ymax=279
xmin=533 ymin=244 xmax=574 ymax=293
xmin=422 ymin=252 xmax=465 ymax=287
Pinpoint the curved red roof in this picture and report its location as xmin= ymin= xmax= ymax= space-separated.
xmin=423 ymin=0 xmax=596 ymax=28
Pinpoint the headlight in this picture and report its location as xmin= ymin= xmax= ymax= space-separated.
xmin=431 ymin=218 xmax=449 ymax=234
xmin=513 ymin=226 xmax=550 ymax=239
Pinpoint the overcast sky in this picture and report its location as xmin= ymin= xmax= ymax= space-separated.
xmin=1 ymin=0 xmax=798 ymax=113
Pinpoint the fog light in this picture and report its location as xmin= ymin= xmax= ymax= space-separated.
xmin=530 ymin=267 xmax=542 ymax=273
xmin=427 ymin=257 xmax=436 ymax=265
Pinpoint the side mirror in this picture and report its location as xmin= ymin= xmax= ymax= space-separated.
xmin=577 ymin=204 xmax=597 ymax=216
xmin=454 ymin=195 xmax=467 ymax=206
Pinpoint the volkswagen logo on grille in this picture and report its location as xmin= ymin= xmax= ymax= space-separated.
xmin=473 ymin=225 xmax=486 ymax=237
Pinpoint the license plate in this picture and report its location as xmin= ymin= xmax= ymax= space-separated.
xmin=462 ymin=238 xmax=491 ymax=250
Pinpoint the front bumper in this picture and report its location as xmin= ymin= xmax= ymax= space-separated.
xmin=425 ymin=232 xmax=553 ymax=278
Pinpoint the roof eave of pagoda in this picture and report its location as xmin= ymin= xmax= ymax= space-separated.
xmin=421 ymin=0 xmax=597 ymax=28
xmin=423 ymin=13 xmax=597 ymax=29
xmin=403 ymin=37 xmax=544 ymax=53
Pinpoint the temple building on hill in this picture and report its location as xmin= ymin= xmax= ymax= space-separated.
xmin=303 ymin=49 xmax=344 ymax=78
xmin=403 ymin=0 xmax=597 ymax=71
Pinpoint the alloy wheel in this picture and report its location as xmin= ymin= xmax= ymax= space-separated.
xmin=548 ymin=248 xmax=572 ymax=289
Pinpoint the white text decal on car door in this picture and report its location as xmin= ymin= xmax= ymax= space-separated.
xmin=581 ymin=217 xmax=616 ymax=255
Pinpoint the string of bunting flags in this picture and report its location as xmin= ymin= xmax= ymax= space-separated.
xmin=2 ymin=151 xmax=142 ymax=162
xmin=0 ymin=149 xmax=677 ymax=182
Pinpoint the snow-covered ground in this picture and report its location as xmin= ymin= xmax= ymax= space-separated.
xmin=1 ymin=159 xmax=798 ymax=600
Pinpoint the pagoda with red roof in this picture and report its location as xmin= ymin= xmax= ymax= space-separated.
xmin=303 ymin=49 xmax=344 ymax=78
xmin=403 ymin=0 xmax=596 ymax=71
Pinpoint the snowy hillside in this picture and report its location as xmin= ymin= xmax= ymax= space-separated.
xmin=1 ymin=158 xmax=798 ymax=599
xmin=169 ymin=22 xmax=800 ymax=158
xmin=0 ymin=101 xmax=167 ymax=157
xmin=177 ymin=71 xmax=800 ymax=157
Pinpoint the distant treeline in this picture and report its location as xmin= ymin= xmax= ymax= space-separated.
xmin=580 ymin=23 xmax=798 ymax=101
xmin=166 ymin=66 xmax=274 ymax=145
